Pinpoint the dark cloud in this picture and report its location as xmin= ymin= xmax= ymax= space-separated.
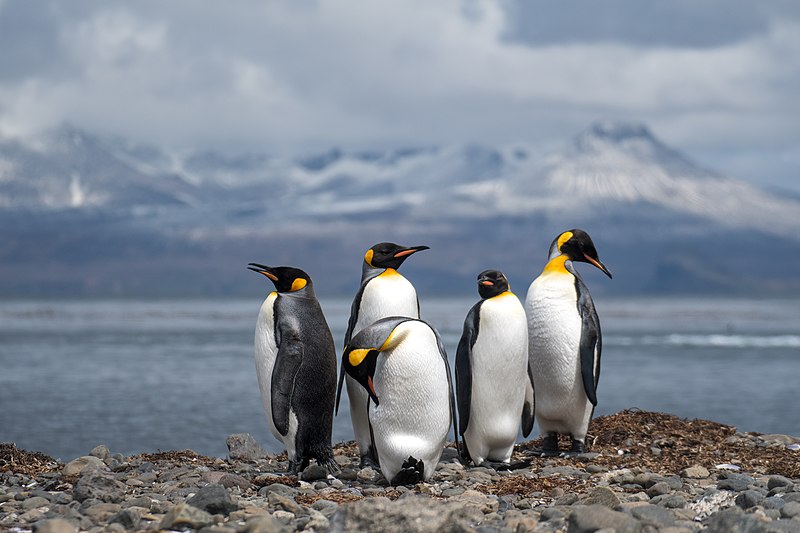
xmin=0 ymin=0 xmax=797 ymax=191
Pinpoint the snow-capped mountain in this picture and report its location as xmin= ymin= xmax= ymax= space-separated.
xmin=1 ymin=121 xmax=798 ymax=296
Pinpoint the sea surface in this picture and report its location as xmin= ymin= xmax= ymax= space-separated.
xmin=1 ymin=296 xmax=798 ymax=461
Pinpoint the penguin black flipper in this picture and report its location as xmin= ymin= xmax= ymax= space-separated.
xmin=575 ymin=276 xmax=601 ymax=407
xmin=521 ymin=363 xmax=535 ymax=437
xmin=430 ymin=320 xmax=460 ymax=456
xmin=343 ymin=268 xmax=383 ymax=348
xmin=271 ymin=329 xmax=304 ymax=436
xmin=455 ymin=301 xmax=481 ymax=441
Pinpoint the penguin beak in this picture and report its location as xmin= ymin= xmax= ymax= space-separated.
xmin=343 ymin=348 xmax=381 ymax=405
xmin=584 ymin=254 xmax=613 ymax=279
xmin=479 ymin=280 xmax=494 ymax=286
xmin=393 ymin=245 xmax=429 ymax=258
xmin=247 ymin=263 xmax=278 ymax=281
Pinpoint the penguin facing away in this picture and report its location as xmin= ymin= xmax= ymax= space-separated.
xmin=341 ymin=316 xmax=458 ymax=485
xmin=248 ymin=263 xmax=338 ymax=474
xmin=456 ymin=270 xmax=533 ymax=466
xmin=335 ymin=242 xmax=429 ymax=467
xmin=524 ymin=229 xmax=612 ymax=455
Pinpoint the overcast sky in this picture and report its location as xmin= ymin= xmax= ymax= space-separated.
xmin=0 ymin=0 xmax=798 ymax=191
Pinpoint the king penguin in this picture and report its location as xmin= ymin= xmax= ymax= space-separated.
xmin=456 ymin=270 xmax=533 ymax=466
xmin=248 ymin=263 xmax=338 ymax=474
xmin=341 ymin=316 xmax=458 ymax=485
xmin=336 ymin=242 xmax=429 ymax=467
xmin=524 ymin=229 xmax=612 ymax=455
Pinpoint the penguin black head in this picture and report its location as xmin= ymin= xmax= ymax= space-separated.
xmin=549 ymin=229 xmax=613 ymax=279
xmin=340 ymin=317 xmax=413 ymax=406
xmin=365 ymin=242 xmax=429 ymax=270
xmin=477 ymin=269 xmax=509 ymax=299
xmin=247 ymin=263 xmax=312 ymax=292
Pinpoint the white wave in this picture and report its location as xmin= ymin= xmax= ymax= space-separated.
xmin=607 ymin=334 xmax=800 ymax=349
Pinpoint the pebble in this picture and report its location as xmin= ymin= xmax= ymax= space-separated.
xmin=1 ymin=428 xmax=798 ymax=532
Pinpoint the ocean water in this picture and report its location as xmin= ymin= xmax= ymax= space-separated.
xmin=1 ymin=296 xmax=798 ymax=461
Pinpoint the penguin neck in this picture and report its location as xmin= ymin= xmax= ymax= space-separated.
xmin=542 ymin=254 xmax=572 ymax=276
xmin=282 ymin=284 xmax=316 ymax=299
xmin=361 ymin=262 xmax=401 ymax=282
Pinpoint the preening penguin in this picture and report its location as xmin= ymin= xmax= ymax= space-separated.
xmin=524 ymin=229 xmax=612 ymax=455
xmin=336 ymin=242 xmax=429 ymax=467
xmin=456 ymin=270 xmax=533 ymax=466
xmin=248 ymin=263 xmax=338 ymax=474
xmin=341 ymin=317 xmax=457 ymax=485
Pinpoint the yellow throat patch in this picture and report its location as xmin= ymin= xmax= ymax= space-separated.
xmin=542 ymin=254 xmax=570 ymax=276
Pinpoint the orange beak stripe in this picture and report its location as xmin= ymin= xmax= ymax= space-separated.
xmin=367 ymin=375 xmax=377 ymax=398
xmin=481 ymin=280 xmax=494 ymax=286
xmin=393 ymin=249 xmax=417 ymax=258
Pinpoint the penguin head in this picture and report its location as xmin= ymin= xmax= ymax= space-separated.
xmin=341 ymin=317 xmax=414 ymax=405
xmin=247 ymin=263 xmax=312 ymax=292
xmin=364 ymin=242 xmax=429 ymax=270
xmin=549 ymin=229 xmax=613 ymax=279
xmin=477 ymin=269 xmax=509 ymax=299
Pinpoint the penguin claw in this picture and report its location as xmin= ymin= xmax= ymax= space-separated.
xmin=359 ymin=453 xmax=380 ymax=469
xmin=322 ymin=457 xmax=341 ymax=476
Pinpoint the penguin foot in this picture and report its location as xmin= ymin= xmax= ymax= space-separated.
xmin=535 ymin=434 xmax=560 ymax=457
xmin=489 ymin=459 xmax=531 ymax=471
xmin=559 ymin=440 xmax=586 ymax=458
xmin=321 ymin=456 xmax=341 ymax=476
xmin=287 ymin=457 xmax=310 ymax=476
xmin=390 ymin=456 xmax=425 ymax=486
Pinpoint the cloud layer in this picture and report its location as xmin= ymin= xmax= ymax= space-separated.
xmin=0 ymin=0 xmax=797 ymax=189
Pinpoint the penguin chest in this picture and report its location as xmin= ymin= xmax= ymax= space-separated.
xmin=355 ymin=273 xmax=418 ymax=332
xmin=254 ymin=292 xmax=283 ymax=441
xmin=467 ymin=295 xmax=529 ymax=440
xmin=370 ymin=322 xmax=450 ymax=481
xmin=526 ymin=274 xmax=584 ymax=408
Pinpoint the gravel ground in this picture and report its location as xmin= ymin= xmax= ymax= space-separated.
xmin=2 ymin=410 xmax=799 ymax=532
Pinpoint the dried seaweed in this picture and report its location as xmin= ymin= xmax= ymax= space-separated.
xmin=0 ymin=443 xmax=61 ymax=477
xmin=518 ymin=409 xmax=799 ymax=478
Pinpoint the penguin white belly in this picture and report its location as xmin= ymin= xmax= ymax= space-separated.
xmin=464 ymin=294 xmax=529 ymax=464
xmin=347 ymin=272 xmax=419 ymax=454
xmin=526 ymin=275 xmax=592 ymax=439
xmin=369 ymin=322 xmax=450 ymax=482
xmin=254 ymin=293 xmax=283 ymax=442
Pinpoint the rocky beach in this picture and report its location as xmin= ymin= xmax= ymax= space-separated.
xmin=2 ymin=410 xmax=799 ymax=533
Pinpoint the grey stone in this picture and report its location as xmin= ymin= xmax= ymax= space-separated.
xmin=769 ymin=475 xmax=794 ymax=490
xmin=258 ymin=483 xmax=298 ymax=499
xmin=630 ymin=504 xmax=676 ymax=528
xmin=268 ymin=492 xmax=306 ymax=516
xmin=23 ymin=496 xmax=51 ymax=510
xmin=109 ymin=508 xmax=140 ymax=530
xmin=32 ymin=518 xmax=78 ymax=533
xmin=218 ymin=473 xmax=252 ymax=490
xmin=735 ymin=490 xmax=764 ymax=509
xmin=567 ymin=504 xmax=642 ymax=533
xmin=650 ymin=494 xmax=687 ymax=509
xmin=646 ymin=482 xmax=671 ymax=498
xmin=582 ymin=486 xmax=621 ymax=508
xmin=331 ymin=495 xmax=483 ymax=532
xmin=89 ymin=445 xmax=110 ymax=461
xmin=763 ymin=496 xmax=785 ymax=509
xmin=356 ymin=467 xmax=381 ymax=483
xmin=783 ymin=501 xmax=800 ymax=518
xmin=72 ymin=474 xmax=126 ymax=503
xmin=540 ymin=507 xmax=566 ymax=522
xmin=301 ymin=464 xmax=329 ymax=482
xmin=159 ymin=503 xmax=213 ymax=530
xmin=311 ymin=499 xmax=339 ymax=518
xmin=680 ymin=465 xmax=710 ymax=479
xmin=187 ymin=484 xmax=238 ymax=516
xmin=717 ymin=474 xmax=754 ymax=492
xmin=242 ymin=515 xmax=283 ymax=533
xmin=554 ymin=493 xmax=579 ymax=506
xmin=226 ymin=433 xmax=268 ymax=461
xmin=63 ymin=456 xmax=106 ymax=477
xmin=82 ymin=502 xmax=121 ymax=522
